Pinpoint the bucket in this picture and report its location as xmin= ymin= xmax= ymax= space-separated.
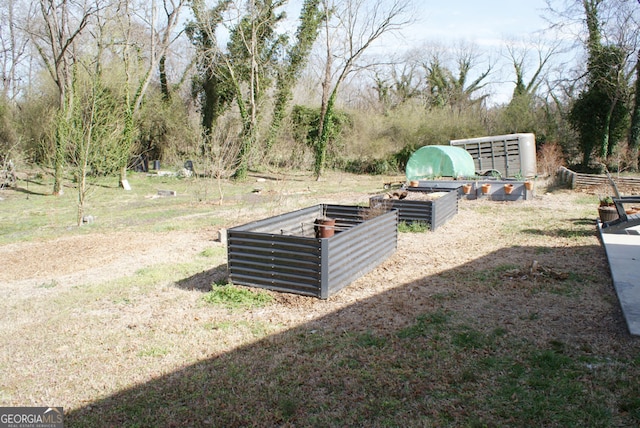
xmin=314 ymin=218 xmax=336 ymax=238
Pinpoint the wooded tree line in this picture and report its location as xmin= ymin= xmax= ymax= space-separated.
xmin=1 ymin=0 xmax=640 ymax=197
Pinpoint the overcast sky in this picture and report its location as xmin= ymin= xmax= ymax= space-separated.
xmin=401 ymin=0 xmax=560 ymax=103
xmin=284 ymin=0 xmax=573 ymax=105
xmin=405 ymin=1 xmax=551 ymax=47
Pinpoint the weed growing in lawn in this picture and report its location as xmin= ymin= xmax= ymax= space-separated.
xmin=354 ymin=331 xmax=387 ymax=348
xmin=202 ymin=284 xmax=273 ymax=309
xmin=37 ymin=280 xmax=59 ymax=288
xmin=204 ymin=320 xmax=276 ymax=338
xmin=396 ymin=309 xmax=451 ymax=339
xmin=199 ymin=247 xmax=220 ymax=257
xmin=137 ymin=346 xmax=170 ymax=357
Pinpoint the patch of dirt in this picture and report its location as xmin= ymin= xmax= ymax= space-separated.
xmin=0 ymin=230 xmax=218 ymax=294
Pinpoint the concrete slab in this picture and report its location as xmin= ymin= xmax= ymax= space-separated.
xmin=598 ymin=227 xmax=640 ymax=336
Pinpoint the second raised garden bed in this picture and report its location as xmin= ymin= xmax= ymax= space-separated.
xmin=369 ymin=187 xmax=459 ymax=231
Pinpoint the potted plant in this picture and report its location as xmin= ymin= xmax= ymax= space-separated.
xmin=598 ymin=196 xmax=619 ymax=223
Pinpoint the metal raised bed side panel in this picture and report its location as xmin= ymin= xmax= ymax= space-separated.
xmin=430 ymin=189 xmax=459 ymax=230
xmin=228 ymin=205 xmax=325 ymax=297
xmin=324 ymin=209 xmax=398 ymax=297
xmin=227 ymin=231 xmax=323 ymax=297
xmin=324 ymin=204 xmax=367 ymax=228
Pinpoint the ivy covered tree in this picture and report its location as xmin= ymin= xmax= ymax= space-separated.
xmin=568 ymin=0 xmax=631 ymax=168
xmin=187 ymin=0 xmax=234 ymax=140
xmin=264 ymin=0 xmax=323 ymax=153
xmin=188 ymin=0 xmax=287 ymax=180
xmin=31 ymin=0 xmax=96 ymax=195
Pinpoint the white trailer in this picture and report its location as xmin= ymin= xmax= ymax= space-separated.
xmin=450 ymin=133 xmax=537 ymax=178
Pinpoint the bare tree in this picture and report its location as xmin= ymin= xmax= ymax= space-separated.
xmin=116 ymin=0 xmax=189 ymax=186
xmin=28 ymin=0 xmax=98 ymax=195
xmin=368 ymin=50 xmax=424 ymax=113
xmin=420 ymin=43 xmax=492 ymax=112
xmin=0 ymin=0 xmax=30 ymax=101
xmin=201 ymin=118 xmax=243 ymax=204
xmin=500 ymin=37 xmax=559 ymax=133
xmin=70 ymin=71 xmax=123 ymax=226
xmin=314 ymin=0 xmax=414 ymax=178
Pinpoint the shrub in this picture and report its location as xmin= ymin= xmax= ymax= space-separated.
xmin=344 ymin=157 xmax=399 ymax=175
xmin=537 ymin=142 xmax=565 ymax=177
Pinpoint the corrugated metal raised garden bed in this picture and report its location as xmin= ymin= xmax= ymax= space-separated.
xmin=370 ymin=187 xmax=459 ymax=231
xmin=410 ymin=179 xmax=534 ymax=201
xmin=227 ymin=204 xmax=398 ymax=299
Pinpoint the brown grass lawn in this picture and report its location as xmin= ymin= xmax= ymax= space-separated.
xmin=1 ymin=171 xmax=639 ymax=427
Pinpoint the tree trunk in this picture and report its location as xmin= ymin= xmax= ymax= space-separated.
xmin=315 ymin=90 xmax=336 ymax=179
xmin=629 ymin=50 xmax=640 ymax=170
xmin=601 ymin=106 xmax=612 ymax=159
xmin=53 ymin=118 xmax=66 ymax=195
xmin=264 ymin=0 xmax=322 ymax=154
xmin=315 ymin=3 xmax=333 ymax=180
xmin=159 ymin=55 xmax=170 ymax=102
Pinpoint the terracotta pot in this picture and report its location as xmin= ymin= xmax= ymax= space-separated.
xmin=315 ymin=218 xmax=336 ymax=238
xmin=481 ymin=183 xmax=491 ymax=194
xmin=504 ymin=184 xmax=514 ymax=195
xmin=462 ymin=183 xmax=472 ymax=195
xmin=409 ymin=180 xmax=420 ymax=187
xmin=524 ymin=181 xmax=533 ymax=191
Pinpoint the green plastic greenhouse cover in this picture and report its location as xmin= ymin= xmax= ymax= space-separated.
xmin=405 ymin=145 xmax=476 ymax=180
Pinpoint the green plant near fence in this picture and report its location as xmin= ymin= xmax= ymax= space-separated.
xmin=398 ymin=220 xmax=430 ymax=233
